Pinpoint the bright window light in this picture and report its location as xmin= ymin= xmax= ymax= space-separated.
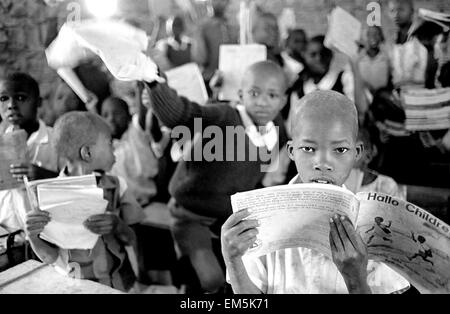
xmin=85 ymin=0 xmax=118 ymax=18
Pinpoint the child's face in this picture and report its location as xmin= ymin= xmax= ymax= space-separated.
xmin=101 ymin=100 xmax=130 ymax=140
xmin=241 ymin=71 xmax=286 ymax=126
xmin=89 ymin=131 xmax=116 ymax=173
xmin=304 ymin=42 xmax=331 ymax=76
xmin=367 ymin=27 xmax=382 ymax=49
xmin=0 ymin=80 xmax=40 ymax=129
xmin=388 ymin=0 xmax=414 ymax=28
xmin=288 ymin=113 xmax=362 ymax=186
xmin=252 ymin=17 xmax=280 ymax=49
xmin=288 ymin=32 xmax=307 ymax=56
xmin=53 ymin=83 xmax=81 ymax=119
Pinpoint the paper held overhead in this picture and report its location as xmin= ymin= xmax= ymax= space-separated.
xmin=324 ymin=6 xmax=362 ymax=59
xmin=46 ymin=19 xmax=164 ymax=83
xmin=165 ymin=63 xmax=208 ymax=105
xmin=218 ymin=44 xmax=267 ymax=102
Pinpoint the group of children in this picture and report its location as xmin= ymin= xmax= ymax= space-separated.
xmin=1 ymin=0 xmax=449 ymax=294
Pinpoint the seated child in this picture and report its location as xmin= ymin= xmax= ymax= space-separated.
xmin=0 ymin=72 xmax=58 ymax=234
xmin=143 ymin=61 xmax=289 ymax=292
xmin=24 ymin=111 xmax=144 ymax=292
xmin=345 ymin=125 xmax=406 ymax=199
xmin=222 ymin=90 xmax=410 ymax=294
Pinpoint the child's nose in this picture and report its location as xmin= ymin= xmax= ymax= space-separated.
xmin=313 ymin=153 xmax=333 ymax=172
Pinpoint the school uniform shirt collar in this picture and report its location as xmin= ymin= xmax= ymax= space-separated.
xmin=236 ymin=105 xmax=278 ymax=151
xmin=167 ymin=36 xmax=191 ymax=51
xmin=303 ymin=67 xmax=341 ymax=95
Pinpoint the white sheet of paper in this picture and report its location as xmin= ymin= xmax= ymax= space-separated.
xmin=231 ymin=184 xmax=359 ymax=258
xmin=218 ymin=44 xmax=267 ymax=101
xmin=31 ymin=174 xmax=108 ymax=250
xmin=166 ymin=63 xmax=208 ymax=106
xmin=324 ymin=6 xmax=362 ymax=59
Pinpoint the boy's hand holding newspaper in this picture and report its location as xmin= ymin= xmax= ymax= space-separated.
xmin=221 ymin=209 xmax=259 ymax=263
xmin=330 ymin=215 xmax=371 ymax=294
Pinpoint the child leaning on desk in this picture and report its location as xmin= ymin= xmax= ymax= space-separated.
xmin=221 ymin=90 xmax=410 ymax=294
xmin=24 ymin=111 xmax=144 ymax=292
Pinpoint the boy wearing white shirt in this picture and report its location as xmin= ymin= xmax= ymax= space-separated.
xmin=0 ymin=73 xmax=58 ymax=234
xmin=222 ymin=90 xmax=410 ymax=294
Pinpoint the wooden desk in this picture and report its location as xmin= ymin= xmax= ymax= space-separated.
xmin=0 ymin=260 xmax=124 ymax=294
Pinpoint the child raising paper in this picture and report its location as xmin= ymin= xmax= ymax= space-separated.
xmin=24 ymin=112 xmax=144 ymax=292
xmin=221 ymin=90 xmax=410 ymax=294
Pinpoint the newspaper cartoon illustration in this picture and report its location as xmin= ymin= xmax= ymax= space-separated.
xmin=365 ymin=217 xmax=393 ymax=245
xmin=408 ymin=232 xmax=434 ymax=266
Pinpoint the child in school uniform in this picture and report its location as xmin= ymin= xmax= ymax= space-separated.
xmin=142 ymin=61 xmax=289 ymax=293
xmin=222 ymin=90 xmax=410 ymax=294
xmin=0 ymin=72 xmax=58 ymax=235
xmin=345 ymin=126 xmax=406 ymax=200
xmin=101 ymin=96 xmax=160 ymax=206
xmin=24 ymin=111 xmax=144 ymax=292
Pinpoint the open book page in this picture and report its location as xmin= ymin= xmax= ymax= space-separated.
xmin=324 ymin=6 xmax=362 ymax=59
xmin=0 ymin=130 xmax=27 ymax=191
xmin=231 ymin=184 xmax=360 ymax=258
xmin=166 ymin=63 xmax=208 ymax=106
xmin=26 ymin=174 xmax=108 ymax=250
xmin=218 ymin=44 xmax=267 ymax=102
xmin=355 ymin=192 xmax=450 ymax=293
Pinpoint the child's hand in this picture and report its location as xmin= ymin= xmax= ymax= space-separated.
xmin=10 ymin=164 xmax=40 ymax=181
xmin=25 ymin=210 xmax=51 ymax=238
xmin=330 ymin=215 xmax=370 ymax=293
xmin=83 ymin=213 xmax=119 ymax=236
xmin=221 ymin=209 xmax=259 ymax=263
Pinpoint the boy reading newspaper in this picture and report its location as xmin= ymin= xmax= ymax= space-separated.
xmin=221 ymin=90 xmax=413 ymax=294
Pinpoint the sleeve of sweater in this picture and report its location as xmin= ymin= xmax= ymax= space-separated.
xmin=145 ymin=82 xmax=235 ymax=131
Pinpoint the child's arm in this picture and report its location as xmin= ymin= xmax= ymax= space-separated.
xmin=348 ymin=57 xmax=369 ymax=124
xmin=144 ymin=81 xmax=233 ymax=131
xmin=25 ymin=210 xmax=59 ymax=264
xmin=330 ymin=215 xmax=372 ymax=294
xmin=10 ymin=164 xmax=58 ymax=181
xmin=221 ymin=210 xmax=262 ymax=294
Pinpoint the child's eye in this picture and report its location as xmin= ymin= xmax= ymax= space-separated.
xmin=300 ymin=147 xmax=315 ymax=153
xmin=0 ymin=96 xmax=9 ymax=102
xmin=268 ymin=93 xmax=280 ymax=99
xmin=335 ymin=148 xmax=349 ymax=154
xmin=16 ymin=95 xmax=27 ymax=102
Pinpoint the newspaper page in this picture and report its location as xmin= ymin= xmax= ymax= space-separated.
xmin=0 ymin=130 xmax=27 ymax=191
xmin=231 ymin=184 xmax=360 ymax=258
xmin=26 ymin=174 xmax=108 ymax=250
xmin=355 ymin=192 xmax=450 ymax=294
xmin=218 ymin=44 xmax=267 ymax=102
xmin=324 ymin=6 xmax=362 ymax=59
xmin=166 ymin=63 xmax=209 ymax=106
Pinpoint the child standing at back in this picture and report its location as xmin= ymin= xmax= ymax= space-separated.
xmin=222 ymin=90 xmax=410 ymax=294
xmin=0 ymin=73 xmax=58 ymax=235
xmin=24 ymin=111 xmax=144 ymax=292
xmin=345 ymin=125 xmax=406 ymax=200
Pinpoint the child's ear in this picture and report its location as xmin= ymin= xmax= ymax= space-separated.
xmin=238 ymin=89 xmax=243 ymax=101
xmin=287 ymin=141 xmax=295 ymax=161
xmin=80 ymin=145 xmax=92 ymax=163
xmin=355 ymin=141 xmax=364 ymax=161
xmin=36 ymin=97 xmax=42 ymax=108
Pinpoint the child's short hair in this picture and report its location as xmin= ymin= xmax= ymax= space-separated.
xmin=53 ymin=111 xmax=111 ymax=162
xmin=0 ymin=72 xmax=40 ymax=98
